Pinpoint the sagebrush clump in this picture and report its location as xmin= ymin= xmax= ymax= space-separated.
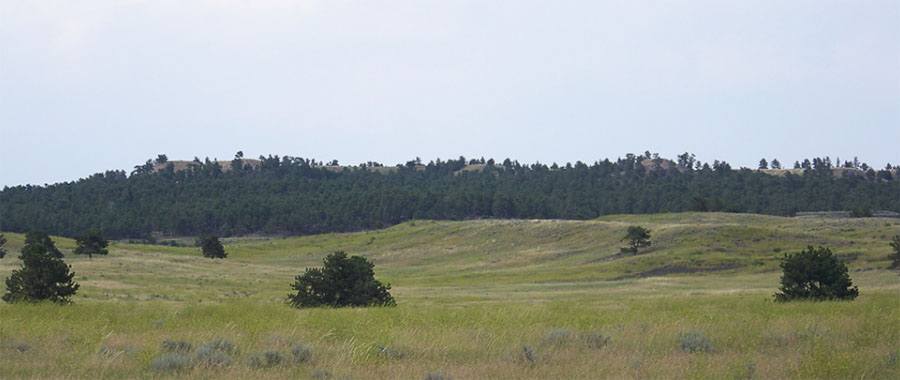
xmin=250 ymin=350 xmax=284 ymax=367
xmin=292 ymin=343 xmax=312 ymax=363
xmin=150 ymin=353 xmax=191 ymax=372
xmin=679 ymin=330 xmax=714 ymax=353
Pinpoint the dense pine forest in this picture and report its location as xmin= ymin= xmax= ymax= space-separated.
xmin=2 ymin=152 xmax=897 ymax=239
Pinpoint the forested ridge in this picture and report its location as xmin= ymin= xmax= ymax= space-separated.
xmin=2 ymin=153 xmax=897 ymax=239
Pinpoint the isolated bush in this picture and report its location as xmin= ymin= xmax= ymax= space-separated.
xmin=251 ymin=350 xmax=284 ymax=367
xmin=774 ymin=245 xmax=858 ymax=302
xmin=514 ymin=345 xmax=540 ymax=364
xmin=194 ymin=338 xmax=234 ymax=367
xmin=74 ymin=228 xmax=109 ymax=258
xmin=291 ymin=343 xmax=312 ymax=363
xmin=581 ymin=332 xmax=611 ymax=349
xmin=889 ymin=235 xmax=900 ymax=272
xmin=200 ymin=235 xmax=227 ymax=259
xmin=3 ymin=239 xmax=79 ymax=303
xmin=150 ymin=353 xmax=191 ymax=372
xmin=195 ymin=346 xmax=232 ymax=367
xmin=10 ymin=341 xmax=31 ymax=353
xmin=679 ymin=330 xmax=714 ymax=353
xmin=543 ymin=329 xmax=574 ymax=347
xmin=288 ymin=251 xmax=395 ymax=308
xmin=621 ymin=226 xmax=651 ymax=255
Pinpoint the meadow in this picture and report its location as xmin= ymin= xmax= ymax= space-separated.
xmin=1 ymin=213 xmax=898 ymax=379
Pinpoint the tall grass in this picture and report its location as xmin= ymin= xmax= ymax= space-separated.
xmin=1 ymin=214 xmax=898 ymax=378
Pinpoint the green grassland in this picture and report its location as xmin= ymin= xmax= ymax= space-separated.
xmin=1 ymin=213 xmax=898 ymax=379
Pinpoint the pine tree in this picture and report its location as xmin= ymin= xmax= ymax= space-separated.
xmin=0 ymin=234 xmax=7 ymax=259
xmin=74 ymin=228 xmax=109 ymax=259
xmin=889 ymin=235 xmax=900 ymax=272
xmin=3 ymin=240 xmax=79 ymax=303
xmin=200 ymin=235 xmax=227 ymax=259
xmin=621 ymin=226 xmax=651 ymax=255
xmin=288 ymin=251 xmax=395 ymax=308
xmin=774 ymin=246 xmax=858 ymax=301
xmin=24 ymin=230 xmax=63 ymax=259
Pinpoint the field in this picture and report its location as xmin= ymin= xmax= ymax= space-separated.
xmin=1 ymin=213 xmax=898 ymax=379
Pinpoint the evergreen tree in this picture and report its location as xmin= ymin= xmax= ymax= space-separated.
xmin=24 ymin=230 xmax=63 ymax=259
xmin=3 ymin=239 xmax=79 ymax=303
xmin=0 ymin=234 xmax=6 ymax=259
xmin=288 ymin=251 xmax=395 ymax=308
xmin=200 ymin=235 xmax=227 ymax=259
xmin=621 ymin=226 xmax=651 ymax=255
xmin=758 ymin=158 xmax=768 ymax=169
xmin=774 ymin=246 xmax=858 ymax=302
xmin=74 ymin=228 xmax=109 ymax=259
xmin=771 ymin=159 xmax=781 ymax=169
xmin=889 ymin=235 xmax=900 ymax=272
xmin=0 ymin=153 xmax=897 ymax=239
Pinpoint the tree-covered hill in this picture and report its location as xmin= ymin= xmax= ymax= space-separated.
xmin=2 ymin=153 xmax=897 ymax=239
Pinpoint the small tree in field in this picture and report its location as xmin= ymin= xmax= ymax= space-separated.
xmin=200 ymin=235 xmax=227 ymax=259
xmin=774 ymin=246 xmax=858 ymax=302
xmin=74 ymin=228 xmax=109 ymax=259
xmin=3 ymin=239 xmax=79 ymax=303
xmin=0 ymin=234 xmax=7 ymax=259
xmin=288 ymin=251 xmax=395 ymax=308
xmin=889 ymin=235 xmax=900 ymax=272
xmin=621 ymin=226 xmax=651 ymax=255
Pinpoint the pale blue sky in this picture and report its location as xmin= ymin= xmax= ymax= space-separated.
xmin=1 ymin=0 xmax=898 ymax=187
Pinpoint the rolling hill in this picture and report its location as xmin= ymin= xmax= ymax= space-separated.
xmin=1 ymin=213 xmax=898 ymax=379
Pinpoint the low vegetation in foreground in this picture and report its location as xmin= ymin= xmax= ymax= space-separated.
xmin=1 ymin=213 xmax=899 ymax=379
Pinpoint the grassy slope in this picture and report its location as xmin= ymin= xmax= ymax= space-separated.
xmin=1 ymin=213 xmax=898 ymax=379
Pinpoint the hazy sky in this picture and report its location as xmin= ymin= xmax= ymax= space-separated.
xmin=1 ymin=0 xmax=897 ymax=187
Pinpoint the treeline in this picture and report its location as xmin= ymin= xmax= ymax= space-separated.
xmin=2 ymin=153 xmax=897 ymax=239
